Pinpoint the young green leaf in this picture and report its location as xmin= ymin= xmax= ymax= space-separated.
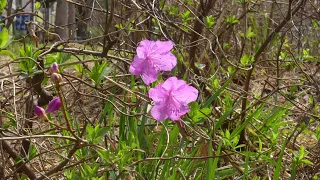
xmin=0 ymin=28 xmax=9 ymax=48
xmin=35 ymin=2 xmax=41 ymax=10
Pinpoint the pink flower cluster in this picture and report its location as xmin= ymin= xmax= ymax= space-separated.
xmin=34 ymin=63 xmax=62 ymax=119
xmin=130 ymin=40 xmax=198 ymax=121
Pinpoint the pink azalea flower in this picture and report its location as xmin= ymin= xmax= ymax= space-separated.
xmin=129 ymin=40 xmax=177 ymax=85
xmin=149 ymin=77 xmax=198 ymax=121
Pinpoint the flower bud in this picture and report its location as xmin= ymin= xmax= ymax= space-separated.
xmin=51 ymin=73 xmax=62 ymax=83
xmin=50 ymin=62 xmax=59 ymax=73
xmin=34 ymin=106 xmax=46 ymax=118
xmin=46 ymin=97 xmax=61 ymax=113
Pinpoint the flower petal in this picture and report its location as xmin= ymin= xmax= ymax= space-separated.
xmin=149 ymin=83 xmax=168 ymax=103
xmin=136 ymin=40 xmax=155 ymax=58
xmin=46 ymin=97 xmax=61 ymax=113
xmin=151 ymin=104 xmax=169 ymax=121
xmin=172 ymin=84 xmax=198 ymax=104
xmin=167 ymin=104 xmax=190 ymax=121
xmin=141 ymin=65 xmax=159 ymax=85
xmin=155 ymin=40 xmax=174 ymax=54
xmin=129 ymin=55 xmax=147 ymax=75
xmin=161 ymin=77 xmax=186 ymax=91
xmin=149 ymin=52 xmax=177 ymax=71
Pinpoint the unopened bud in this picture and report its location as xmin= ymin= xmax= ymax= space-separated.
xmin=45 ymin=97 xmax=61 ymax=113
xmin=34 ymin=106 xmax=47 ymax=118
xmin=50 ymin=62 xmax=59 ymax=73
xmin=51 ymin=73 xmax=62 ymax=83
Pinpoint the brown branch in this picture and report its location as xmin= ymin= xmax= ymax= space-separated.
xmin=35 ymin=143 xmax=80 ymax=180
xmin=0 ymin=135 xmax=37 ymax=179
xmin=189 ymin=0 xmax=215 ymax=75
xmin=102 ymin=0 xmax=117 ymax=57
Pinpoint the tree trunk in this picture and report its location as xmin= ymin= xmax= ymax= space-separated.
xmin=77 ymin=0 xmax=94 ymax=40
xmin=55 ymin=0 xmax=69 ymax=40
xmin=5 ymin=0 xmax=13 ymax=29
xmin=68 ymin=3 xmax=76 ymax=40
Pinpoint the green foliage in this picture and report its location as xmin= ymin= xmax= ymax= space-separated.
xmin=226 ymin=15 xmax=239 ymax=24
xmin=181 ymin=10 xmax=193 ymax=31
xmin=45 ymin=52 xmax=71 ymax=67
xmin=89 ymin=61 xmax=112 ymax=87
xmin=35 ymin=2 xmax=41 ymax=10
xmin=189 ymin=102 xmax=211 ymax=124
xmin=0 ymin=28 xmax=8 ymax=48
xmin=18 ymin=45 xmax=42 ymax=75
xmin=246 ymin=26 xmax=256 ymax=39
xmin=166 ymin=5 xmax=179 ymax=16
xmin=204 ymin=15 xmax=215 ymax=29
xmin=290 ymin=145 xmax=313 ymax=180
xmin=0 ymin=0 xmax=6 ymax=12
xmin=240 ymin=54 xmax=254 ymax=66
xmin=85 ymin=124 xmax=109 ymax=144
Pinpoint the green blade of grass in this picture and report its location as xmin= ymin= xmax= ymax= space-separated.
xmin=230 ymin=104 xmax=264 ymax=139
xmin=273 ymin=137 xmax=288 ymax=180
xmin=201 ymin=78 xmax=232 ymax=108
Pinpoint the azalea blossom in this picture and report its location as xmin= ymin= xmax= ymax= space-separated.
xmin=129 ymin=40 xmax=177 ymax=85
xmin=149 ymin=77 xmax=198 ymax=121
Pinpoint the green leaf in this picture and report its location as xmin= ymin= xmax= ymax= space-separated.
xmin=201 ymin=78 xmax=232 ymax=108
xmin=74 ymin=64 xmax=83 ymax=73
xmin=0 ymin=28 xmax=9 ymax=48
xmin=206 ymin=132 xmax=214 ymax=180
xmin=96 ymin=127 xmax=109 ymax=137
xmin=211 ymin=141 xmax=222 ymax=179
xmin=28 ymin=144 xmax=37 ymax=160
xmin=0 ymin=50 xmax=16 ymax=59
xmin=35 ymin=2 xmax=41 ymax=10
xmin=273 ymin=138 xmax=288 ymax=180
xmin=204 ymin=15 xmax=215 ymax=29
xmin=240 ymin=54 xmax=250 ymax=65
xmin=33 ymin=50 xmax=43 ymax=59
xmin=246 ymin=26 xmax=256 ymax=38
xmin=96 ymin=149 xmax=110 ymax=163
xmin=215 ymin=99 xmax=241 ymax=130
xmin=0 ymin=0 xmax=6 ymax=11
xmin=86 ymin=125 xmax=94 ymax=137
xmin=226 ymin=15 xmax=238 ymax=24
xmin=230 ymin=104 xmax=264 ymax=139
xmin=300 ymin=159 xmax=313 ymax=165
xmin=82 ymin=164 xmax=93 ymax=175
xmin=99 ymin=65 xmax=112 ymax=83
xmin=213 ymin=78 xmax=219 ymax=88
xmin=298 ymin=145 xmax=305 ymax=161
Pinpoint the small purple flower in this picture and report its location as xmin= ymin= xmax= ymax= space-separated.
xmin=34 ymin=106 xmax=46 ymax=118
xmin=129 ymin=40 xmax=177 ymax=85
xmin=51 ymin=73 xmax=62 ymax=83
xmin=50 ymin=62 xmax=59 ymax=73
xmin=45 ymin=97 xmax=61 ymax=113
xmin=148 ymin=77 xmax=198 ymax=121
